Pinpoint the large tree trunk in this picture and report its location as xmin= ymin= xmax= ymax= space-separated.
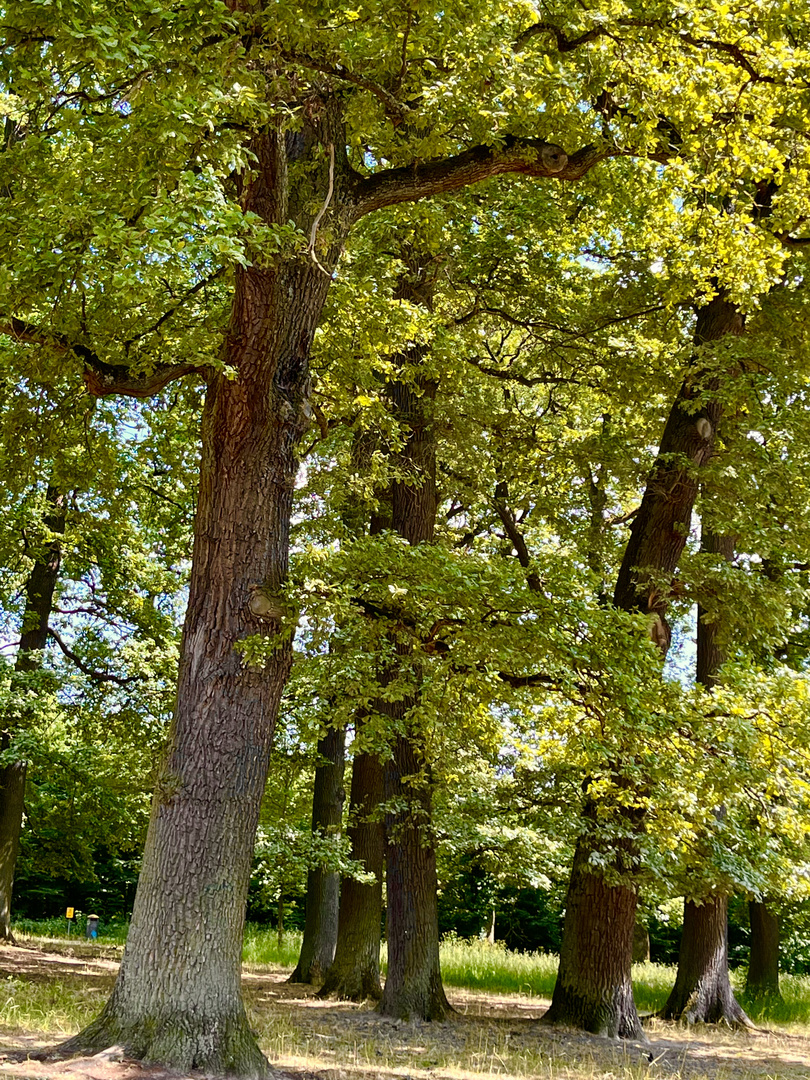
xmin=545 ymin=296 xmax=744 ymax=1038
xmin=747 ymin=901 xmax=780 ymax=999
xmin=380 ymin=730 xmax=451 ymax=1020
xmin=374 ymin=264 xmax=450 ymax=1021
xmin=59 ymin=120 xmax=352 ymax=1078
xmin=288 ymin=725 xmax=346 ymax=984
xmin=544 ymin=839 xmax=643 ymax=1037
xmin=318 ymin=745 xmax=385 ymax=1001
xmin=0 ymin=486 xmax=65 ymax=943
xmin=662 ymin=529 xmax=751 ymax=1026
xmin=661 ymin=896 xmax=751 ymax=1025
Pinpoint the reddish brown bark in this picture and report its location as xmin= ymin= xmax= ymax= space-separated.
xmin=545 ymin=296 xmax=744 ymax=1038
xmin=318 ymin=746 xmax=385 ymax=1001
xmin=661 ymin=896 xmax=751 ymax=1025
xmin=0 ymin=487 xmax=65 ymax=943
xmin=289 ymin=725 xmax=346 ymax=984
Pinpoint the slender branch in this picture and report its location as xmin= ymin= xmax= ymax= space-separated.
xmin=280 ymin=49 xmax=410 ymax=123
xmin=123 ymin=268 xmax=226 ymax=348
xmin=308 ymin=143 xmax=336 ymax=276
xmin=463 ymin=353 xmax=589 ymax=388
xmin=492 ymin=481 xmax=545 ymax=595
xmin=677 ymin=33 xmax=775 ymax=83
xmin=48 ymin=626 xmax=141 ymax=686
xmin=350 ymin=139 xmax=609 ymax=219
xmin=775 ymin=233 xmax=810 ymax=247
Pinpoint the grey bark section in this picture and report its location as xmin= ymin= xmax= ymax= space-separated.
xmin=289 ymin=725 xmax=346 ymax=984
xmin=545 ymin=296 xmax=744 ymax=1038
xmin=318 ymin=744 xmax=384 ymax=1001
xmin=746 ymin=901 xmax=780 ymax=999
xmin=0 ymin=486 xmax=65 ymax=943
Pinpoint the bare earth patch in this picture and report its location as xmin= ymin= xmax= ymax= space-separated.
xmin=2 ymin=945 xmax=810 ymax=1080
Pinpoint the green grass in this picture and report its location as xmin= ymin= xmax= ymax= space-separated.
xmin=12 ymin=916 xmax=129 ymax=945
xmin=438 ymin=936 xmax=559 ymax=997
xmin=242 ymin=926 xmax=303 ymax=967
xmin=12 ymin=919 xmax=810 ymax=1029
xmin=0 ymin=974 xmax=106 ymax=1035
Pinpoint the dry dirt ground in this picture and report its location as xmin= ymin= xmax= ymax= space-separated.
xmin=1 ymin=944 xmax=810 ymax=1080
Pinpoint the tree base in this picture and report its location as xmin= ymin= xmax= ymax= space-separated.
xmin=659 ymin=991 xmax=754 ymax=1028
xmin=542 ymin=987 xmax=646 ymax=1040
xmin=378 ymin=976 xmax=453 ymax=1022
xmin=54 ymin=1002 xmax=272 ymax=1078
xmin=318 ymin=967 xmax=383 ymax=1002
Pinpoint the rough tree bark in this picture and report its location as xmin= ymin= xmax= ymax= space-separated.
xmin=661 ymin=896 xmax=751 ymax=1025
xmin=544 ymin=296 xmax=744 ymax=1038
xmin=31 ymin=83 xmax=603 ymax=1074
xmin=662 ymin=529 xmax=751 ymax=1025
xmin=747 ymin=901 xmax=780 ymax=999
xmin=0 ymin=487 xmax=65 ymax=943
xmin=376 ymin=263 xmax=451 ymax=1021
xmin=57 ymin=117 xmax=353 ymax=1077
xmin=318 ymin=740 xmax=385 ymax=1001
xmin=288 ymin=725 xmax=346 ymax=984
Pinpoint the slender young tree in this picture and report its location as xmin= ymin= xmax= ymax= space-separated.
xmin=288 ymin=724 xmax=346 ymax=984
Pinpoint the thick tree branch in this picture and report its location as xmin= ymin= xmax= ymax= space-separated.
xmin=350 ymin=139 xmax=608 ymax=219
xmin=1 ymin=317 xmax=199 ymax=398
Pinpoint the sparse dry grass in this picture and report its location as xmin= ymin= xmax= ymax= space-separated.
xmin=3 ymin=941 xmax=810 ymax=1080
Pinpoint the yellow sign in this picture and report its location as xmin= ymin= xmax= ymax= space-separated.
xmin=66 ymin=907 xmax=74 ymax=920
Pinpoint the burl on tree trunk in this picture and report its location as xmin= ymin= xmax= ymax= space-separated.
xmin=661 ymin=896 xmax=752 ymax=1026
xmin=289 ymin=725 xmax=346 ymax=984
xmin=319 ymin=746 xmax=385 ymax=1001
